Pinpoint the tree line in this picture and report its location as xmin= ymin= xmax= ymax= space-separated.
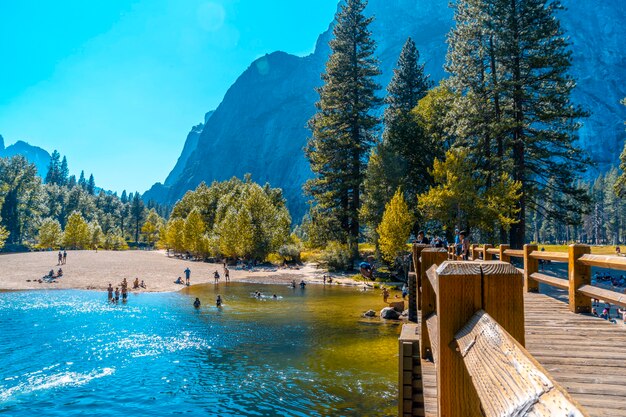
xmin=0 ymin=152 xmax=165 ymax=251
xmin=303 ymin=0 xmax=625 ymax=265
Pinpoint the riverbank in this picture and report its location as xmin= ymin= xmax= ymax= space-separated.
xmin=0 ymin=250 xmax=372 ymax=292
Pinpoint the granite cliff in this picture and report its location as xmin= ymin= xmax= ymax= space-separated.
xmin=144 ymin=0 xmax=626 ymax=220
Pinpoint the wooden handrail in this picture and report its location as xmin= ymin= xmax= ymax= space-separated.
xmin=503 ymin=248 xmax=524 ymax=258
xmin=486 ymin=248 xmax=499 ymax=255
xmin=529 ymin=250 xmax=569 ymax=262
xmin=577 ymin=285 xmax=626 ymax=307
xmin=455 ymin=311 xmax=589 ymax=417
xmin=530 ymin=272 xmax=569 ymax=290
xmin=577 ymin=253 xmax=626 ymax=271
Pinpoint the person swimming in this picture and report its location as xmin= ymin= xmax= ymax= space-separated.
xmin=193 ymin=298 xmax=201 ymax=308
xmin=272 ymin=294 xmax=277 ymax=299
xmin=216 ymin=295 xmax=223 ymax=307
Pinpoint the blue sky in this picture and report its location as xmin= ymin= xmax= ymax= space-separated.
xmin=0 ymin=0 xmax=339 ymax=194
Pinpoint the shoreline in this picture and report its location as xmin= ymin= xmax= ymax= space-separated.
xmin=0 ymin=250 xmax=393 ymax=294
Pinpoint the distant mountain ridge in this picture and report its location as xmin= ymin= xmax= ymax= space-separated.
xmin=144 ymin=0 xmax=626 ymax=220
xmin=0 ymin=134 xmax=51 ymax=177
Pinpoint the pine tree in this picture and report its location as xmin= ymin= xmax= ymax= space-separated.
xmin=130 ymin=192 xmax=146 ymax=243
xmin=87 ymin=174 xmax=95 ymax=195
xmin=59 ymin=156 xmax=69 ymax=186
xmin=383 ymin=37 xmax=432 ymax=197
xmin=67 ymin=175 xmax=77 ymax=188
xmin=446 ymin=0 xmax=589 ymax=247
xmin=120 ymin=190 xmax=128 ymax=204
xmin=78 ymin=171 xmax=86 ymax=189
xmin=304 ymin=0 xmax=381 ymax=260
xmin=615 ymin=99 xmax=626 ymax=197
xmin=362 ymin=37 xmax=432 ymax=243
xmin=45 ymin=150 xmax=61 ymax=185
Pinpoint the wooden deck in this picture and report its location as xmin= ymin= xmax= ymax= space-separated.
xmin=418 ymin=291 xmax=626 ymax=417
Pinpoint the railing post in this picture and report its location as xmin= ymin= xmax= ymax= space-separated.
xmin=398 ymin=324 xmax=423 ymax=417
xmin=523 ymin=244 xmax=539 ymax=293
xmin=420 ymin=248 xmax=448 ymax=360
xmin=471 ymin=244 xmax=478 ymax=261
xmin=410 ymin=244 xmax=427 ymax=322
xmin=479 ymin=261 xmax=525 ymax=346
xmin=569 ymin=244 xmax=591 ymax=314
xmin=483 ymin=244 xmax=493 ymax=260
xmin=499 ymin=244 xmax=511 ymax=263
xmin=436 ymin=262 xmax=483 ymax=416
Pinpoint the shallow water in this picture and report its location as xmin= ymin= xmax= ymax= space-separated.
xmin=0 ymin=284 xmax=400 ymax=416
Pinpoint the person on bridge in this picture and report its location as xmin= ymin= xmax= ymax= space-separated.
xmin=416 ymin=231 xmax=430 ymax=245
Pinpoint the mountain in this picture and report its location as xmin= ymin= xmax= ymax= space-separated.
xmin=0 ymin=135 xmax=51 ymax=177
xmin=145 ymin=0 xmax=626 ymax=220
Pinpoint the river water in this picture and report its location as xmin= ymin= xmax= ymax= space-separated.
xmin=0 ymin=283 xmax=399 ymax=416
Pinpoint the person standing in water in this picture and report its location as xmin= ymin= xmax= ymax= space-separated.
xmin=114 ymin=287 xmax=120 ymax=302
xmin=184 ymin=267 xmax=191 ymax=286
xmin=193 ymin=298 xmax=201 ymax=308
xmin=382 ymin=287 xmax=390 ymax=303
xmin=224 ymin=267 xmax=230 ymax=282
xmin=121 ymin=285 xmax=128 ymax=302
xmin=214 ymin=270 xmax=220 ymax=284
xmin=107 ymin=283 xmax=113 ymax=300
xmin=216 ymin=295 xmax=223 ymax=307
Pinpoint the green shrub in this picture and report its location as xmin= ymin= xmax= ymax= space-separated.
xmin=322 ymin=241 xmax=352 ymax=271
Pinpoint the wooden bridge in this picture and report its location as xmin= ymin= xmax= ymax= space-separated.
xmin=398 ymin=244 xmax=626 ymax=417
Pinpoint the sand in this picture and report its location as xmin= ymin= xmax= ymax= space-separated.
xmin=0 ymin=250 xmax=363 ymax=293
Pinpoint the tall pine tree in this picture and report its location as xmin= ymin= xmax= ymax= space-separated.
xmin=362 ymin=37 xmax=431 ymax=242
xmin=446 ymin=0 xmax=589 ymax=247
xmin=304 ymin=0 xmax=381 ymax=260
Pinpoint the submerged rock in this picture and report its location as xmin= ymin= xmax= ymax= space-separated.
xmin=364 ymin=310 xmax=376 ymax=317
xmin=380 ymin=307 xmax=400 ymax=320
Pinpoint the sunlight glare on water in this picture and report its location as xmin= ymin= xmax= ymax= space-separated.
xmin=0 ymin=284 xmax=400 ymax=416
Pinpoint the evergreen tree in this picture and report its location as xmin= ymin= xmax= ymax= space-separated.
xmin=120 ymin=190 xmax=128 ymax=204
xmin=87 ymin=174 xmax=95 ymax=195
xmin=78 ymin=171 xmax=86 ymax=189
xmin=362 ymin=38 xmax=432 ymax=243
xmin=59 ymin=156 xmax=69 ymax=186
xmin=446 ymin=0 xmax=589 ymax=247
xmin=130 ymin=192 xmax=146 ymax=243
xmin=382 ymin=37 xmax=432 ymax=197
xmin=615 ymin=99 xmax=626 ymax=197
xmin=304 ymin=0 xmax=381 ymax=260
xmin=45 ymin=150 xmax=62 ymax=185
xmin=67 ymin=175 xmax=77 ymax=189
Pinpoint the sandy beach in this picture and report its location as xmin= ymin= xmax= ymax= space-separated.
xmin=0 ymin=250 xmax=366 ymax=292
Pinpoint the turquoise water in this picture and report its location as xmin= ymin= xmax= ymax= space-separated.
xmin=0 ymin=284 xmax=400 ymax=416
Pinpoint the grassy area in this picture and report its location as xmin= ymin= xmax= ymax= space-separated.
xmin=533 ymin=244 xmax=616 ymax=254
xmin=301 ymin=248 xmax=323 ymax=263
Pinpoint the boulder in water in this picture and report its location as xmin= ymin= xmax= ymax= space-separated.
xmin=380 ymin=307 xmax=400 ymax=320
xmin=364 ymin=310 xmax=376 ymax=317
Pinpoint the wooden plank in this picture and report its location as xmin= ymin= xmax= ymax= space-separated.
xmin=524 ymin=244 xmax=539 ymax=293
xmin=425 ymin=313 xmax=438 ymax=364
xmin=504 ymin=249 xmax=524 ymax=258
xmin=411 ymin=244 xmax=429 ymax=322
xmin=419 ymin=249 xmax=447 ymax=359
xmin=455 ymin=311 xmax=589 ymax=417
xmin=435 ymin=261 xmax=483 ymax=417
xmin=479 ymin=261 xmax=525 ymax=346
xmin=569 ymin=244 xmax=591 ymax=314
xmin=486 ymin=247 xmax=500 ymax=255
xmin=530 ymin=250 xmax=569 ymax=262
xmin=529 ymin=272 xmax=569 ymax=290
xmin=577 ymin=253 xmax=626 ymax=271
xmin=577 ymin=284 xmax=626 ymax=307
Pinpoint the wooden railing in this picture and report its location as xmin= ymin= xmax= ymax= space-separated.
xmin=401 ymin=245 xmax=590 ymax=417
xmin=450 ymin=243 xmax=626 ymax=312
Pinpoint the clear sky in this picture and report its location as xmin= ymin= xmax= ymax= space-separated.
xmin=0 ymin=0 xmax=339 ymax=194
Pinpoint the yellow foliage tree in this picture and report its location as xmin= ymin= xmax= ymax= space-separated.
xmin=165 ymin=217 xmax=185 ymax=254
xmin=418 ymin=148 xmax=521 ymax=234
xmin=141 ymin=209 xmax=164 ymax=247
xmin=63 ymin=211 xmax=91 ymax=249
xmin=183 ymin=209 xmax=205 ymax=257
xmin=377 ymin=189 xmax=414 ymax=263
xmin=38 ymin=218 xmax=63 ymax=249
